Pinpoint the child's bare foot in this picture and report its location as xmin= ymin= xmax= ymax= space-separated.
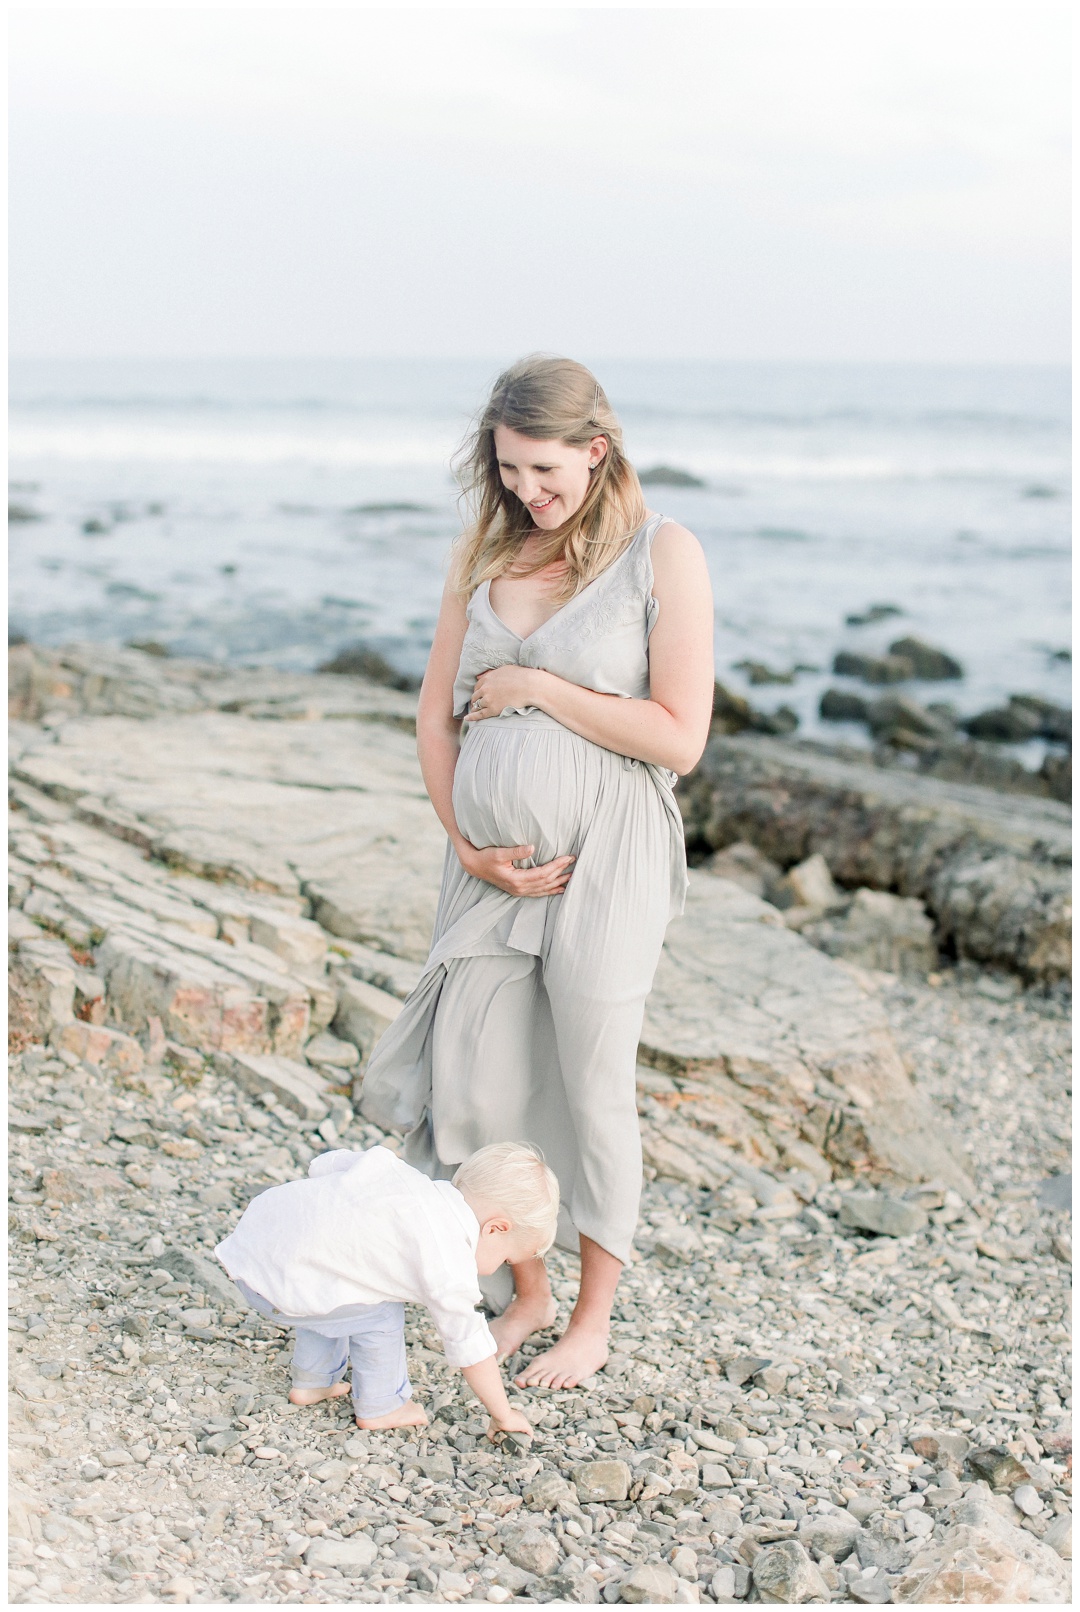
xmin=514 ymin=1324 xmax=608 ymax=1390
xmin=490 ymin=1293 xmax=557 ymax=1362
xmin=288 ymin=1381 xmax=351 ymax=1407
xmin=356 ymin=1399 xmax=428 ymax=1431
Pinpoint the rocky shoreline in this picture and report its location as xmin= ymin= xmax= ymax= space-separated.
xmin=8 ymin=642 xmax=1073 ymax=1606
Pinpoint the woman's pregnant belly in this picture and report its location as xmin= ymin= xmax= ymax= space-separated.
xmin=453 ymin=717 xmax=601 ymax=864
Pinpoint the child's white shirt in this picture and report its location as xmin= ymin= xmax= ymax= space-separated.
xmin=215 ymin=1146 xmax=496 ymax=1368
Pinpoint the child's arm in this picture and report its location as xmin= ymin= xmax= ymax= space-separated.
xmin=461 ymin=1354 xmax=533 ymax=1441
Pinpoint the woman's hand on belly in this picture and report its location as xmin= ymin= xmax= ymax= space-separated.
xmin=458 ymin=839 xmax=575 ymax=897
xmin=466 ymin=665 xmax=546 ymax=720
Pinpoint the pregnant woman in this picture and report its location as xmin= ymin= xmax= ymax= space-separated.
xmin=361 ymin=356 xmax=714 ymax=1389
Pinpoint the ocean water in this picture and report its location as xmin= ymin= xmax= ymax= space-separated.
xmin=9 ymin=357 xmax=1071 ymax=744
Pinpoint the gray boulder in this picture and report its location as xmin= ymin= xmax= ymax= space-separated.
xmin=751 ymin=1540 xmax=829 ymax=1602
xmin=677 ymin=734 xmax=1070 ymax=980
xmin=888 ymin=636 xmax=963 ymax=680
xmin=618 ymin=1562 xmax=679 ymax=1603
xmin=839 ymin=1188 xmax=928 ymax=1237
xmin=797 ymin=1510 xmax=861 ymax=1560
xmin=802 ymin=888 xmax=937 ymax=975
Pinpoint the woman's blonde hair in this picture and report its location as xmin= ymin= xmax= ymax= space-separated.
xmin=450 ymin=355 xmax=647 ymax=603
xmin=452 ymin=1141 xmax=560 ymax=1255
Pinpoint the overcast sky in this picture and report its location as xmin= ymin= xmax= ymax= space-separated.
xmin=9 ymin=5 xmax=1070 ymax=363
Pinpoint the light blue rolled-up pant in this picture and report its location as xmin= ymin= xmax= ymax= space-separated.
xmin=233 ymin=1279 xmax=411 ymax=1419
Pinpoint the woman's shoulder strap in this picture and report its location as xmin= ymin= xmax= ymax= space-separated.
xmin=642 ymin=512 xmax=674 ymax=547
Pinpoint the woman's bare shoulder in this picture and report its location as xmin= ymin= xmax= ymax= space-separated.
xmin=651 ymin=518 xmax=707 ymax=575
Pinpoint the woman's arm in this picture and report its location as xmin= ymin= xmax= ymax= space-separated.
xmin=417 ymin=579 xmax=576 ymax=897
xmin=470 ymin=522 xmax=715 ymax=775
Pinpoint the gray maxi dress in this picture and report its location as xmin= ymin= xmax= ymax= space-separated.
xmin=360 ymin=514 xmax=688 ymax=1265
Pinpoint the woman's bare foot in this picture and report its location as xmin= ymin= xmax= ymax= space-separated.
xmin=489 ymin=1293 xmax=558 ymax=1362
xmin=356 ymin=1399 xmax=428 ymax=1431
xmin=288 ymin=1381 xmax=351 ymax=1407
xmin=514 ymin=1324 xmax=609 ymax=1390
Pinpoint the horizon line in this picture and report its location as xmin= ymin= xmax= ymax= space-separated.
xmin=9 ymin=353 xmax=1072 ymax=371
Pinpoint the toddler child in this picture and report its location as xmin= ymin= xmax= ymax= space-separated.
xmin=215 ymin=1140 xmax=557 ymax=1440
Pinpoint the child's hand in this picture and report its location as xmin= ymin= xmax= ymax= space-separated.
xmin=487 ymin=1407 xmax=533 ymax=1443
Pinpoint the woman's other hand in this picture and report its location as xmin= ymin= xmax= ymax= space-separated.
xmin=457 ymin=840 xmax=575 ymax=897
xmin=465 ymin=665 xmax=548 ymax=720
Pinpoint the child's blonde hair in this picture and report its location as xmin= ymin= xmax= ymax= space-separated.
xmin=453 ymin=1142 xmax=560 ymax=1255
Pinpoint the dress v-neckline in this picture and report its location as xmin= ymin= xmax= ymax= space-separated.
xmin=483 ymin=518 xmax=652 ymax=644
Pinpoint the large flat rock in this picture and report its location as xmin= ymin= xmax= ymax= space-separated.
xmin=11 ymin=710 xmax=444 ymax=960
xmin=9 ymin=648 xmax=971 ymax=1191
xmin=641 ymin=873 xmax=972 ymax=1193
xmin=678 ymin=735 xmax=1070 ymax=980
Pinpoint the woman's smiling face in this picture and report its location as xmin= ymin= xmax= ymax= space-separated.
xmin=493 ymin=425 xmax=608 ymax=530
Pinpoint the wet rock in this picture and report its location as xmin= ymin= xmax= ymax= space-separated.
xmin=820 ymin=689 xmax=870 ymax=723
xmin=965 ymin=694 xmax=1071 ymax=745
xmin=751 ymin=1539 xmax=829 ymax=1602
xmin=887 ymin=637 xmax=963 ymax=680
xmin=1041 ymin=751 xmax=1071 ymax=805
xmin=619 ymin=1562 xmax=679 ymax=1603
xmin=677 ymin=733 xmax=1070 ymax=981
xmin=833 ymin=651 xmax=914 ymax=685
xmin=638 ymin=466 xmax=706 ymax=487
xmin=571 ymin=1459 xmax=631 ymax=1503
xmin=964 ymin=703 xmax=1043 ymax=743
xmin=733 ymin=660 xmax=795 ymax=687
xmin=802 ymin=889 xmax=937 ymax=976
xmin=839 ymin=1189 xmax=928 ymax=1237
xmin=711 ymin=683 xmax=754 ymax=735
xmin=867 ymin=693 xmax=951 ymax=741
xmin=752 ymin=704 xmax=799 ymax=737
xmin=711 ymin=683 xmax=798 ymax=739
xmin=846 ymin=604 xmax=903 ymax=627
xmin=1011 ymin=695 xmax=1071 ymax=745
xmin=317 ymin=641 xmax=418 ymax=690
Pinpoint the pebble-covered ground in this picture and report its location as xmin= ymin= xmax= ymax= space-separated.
xmin=8 ymin=970 xmax=1071 ymax=1606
